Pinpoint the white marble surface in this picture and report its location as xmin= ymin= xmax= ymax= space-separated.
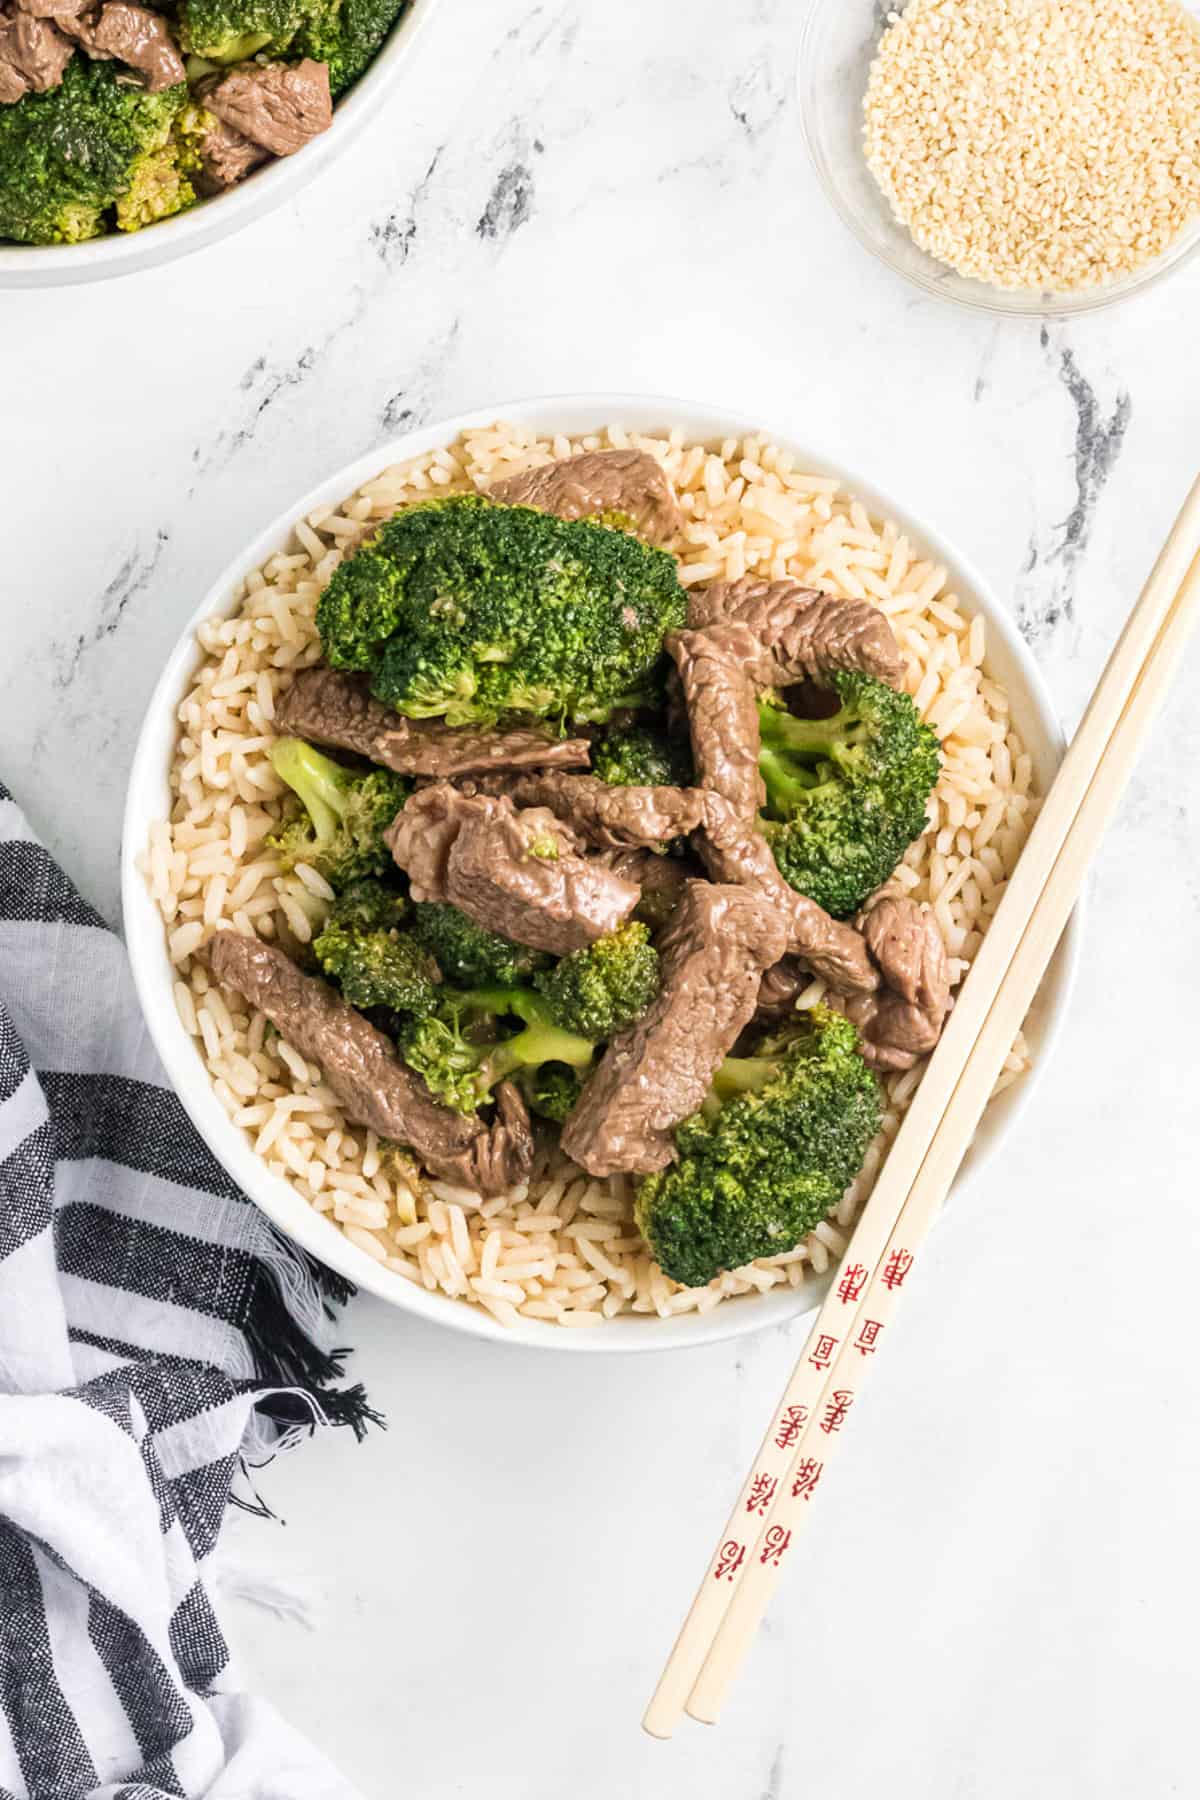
xmin=3 ymin=1 xmax=1200 ymax=1794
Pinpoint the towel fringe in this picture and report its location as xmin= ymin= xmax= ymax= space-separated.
xmin=241 ymin=1235 xmax=384 ymax=1447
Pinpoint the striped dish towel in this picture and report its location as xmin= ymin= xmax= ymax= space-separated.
xmin=0 ymin=782 xmax=370 ymax=1800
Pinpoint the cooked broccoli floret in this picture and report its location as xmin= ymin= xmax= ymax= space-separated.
xmin=521 ymin=1062 xmax=585 ymax=1124
xmin=757 ymin=673 xmax=940 ymax=918
xmin=0 ymin=61 xmax=188 ymax=246
xmin=292 ymin=0 xmax=408 ymax=95
xmin=398 ymin=1015 xmax=485 ymax=1114
xmin=267 ymin=737 xmax=408 ymax=890
xmin=323 ymin=878 xmax=410 ymax=934
xmin=634 ymin=1008 xmax=882 ymax=1289
xmin=592 ymin=724 xmax=694 ymax=789
xmin=534 ymin=922 xmax=660 ymax=1040
xmin=399 ymin=988 xmax=594 ymax=1117
xmin=316 ymin=494 xmax=688 ymax=729
xmin=311 ymin=879 xmax=437 ymax=1015
xmin=114 ymin=143 xmax=195 ymax=233
xmin=410 ymin=901 xmax=550 ymax=988
xmin=314 ymin=919 xmax=439 ymax=1015
xmin=177 ymin=0 xmax=319 ymax=60
xmin=395 ymin=922 xmax=658 ymax=1116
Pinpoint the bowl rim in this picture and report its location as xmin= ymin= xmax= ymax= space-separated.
xmin=0 ymin=0 xmax=437 ymax=288
xmin=120 ymin=390 xmax=1084 ymax=1354
xmin=795 ymin=0 xmax=1200 ymax=320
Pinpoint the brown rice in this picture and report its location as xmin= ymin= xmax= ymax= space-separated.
xmin=141 ymin=423 xmax=1036 ymax=1329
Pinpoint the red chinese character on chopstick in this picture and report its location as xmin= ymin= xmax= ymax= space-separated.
xmin=791 ymin=1458 xmax=823 ymax=1501
xmin=819 ymin=1389 xmax=854 ymax=1434
xmin=760 ymin=1526 xmax=792 ymax=1566
xmin=854 ymin=1318 xmax=883 ymax=1356
xmin=809 ymin=1332 xmax=838 ymax=1372
xmin=773 ymin=1403 xmax=809 ymax=1449
xmin=745 ymin=1473 xmax=778 ymax=1516
xmin=713 ymin=1540 xmax=746 ymax=1583
xmin=881 ymin=1248 xmax=913 ymax=1291
xmin=836 ymin=1263 xmax=868 ymax=1305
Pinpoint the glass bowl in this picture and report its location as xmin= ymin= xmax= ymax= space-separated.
xmin=797 ymin=0 xmax=1200 ymax=318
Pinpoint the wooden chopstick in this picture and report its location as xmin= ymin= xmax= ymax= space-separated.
xmin=687 ymin=535 xmax=1200 ymax=1721
xmin=643 ymin=474 xmax=1200 ymax=1740
xmin=687 ymin=526 xmax=1200 ymax=1721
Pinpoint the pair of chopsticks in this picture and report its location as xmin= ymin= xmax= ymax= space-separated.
xmin=644 ymin=474 xmax=1200 ymax=1738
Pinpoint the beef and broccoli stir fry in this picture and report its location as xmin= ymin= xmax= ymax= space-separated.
xmin=207 ymin=448 xmax=951 ymax=1292
xmin=0 ymin=0 xmax=409 ymax=243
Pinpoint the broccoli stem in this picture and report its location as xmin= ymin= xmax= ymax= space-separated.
xmin=270 ymin=738 xmax=351 ymax=841
xmin=757 ymin=701 xmax=850 ymax=757
xmin=701 ymin=1056 xmax=779 ymax=1119
xmin=758 ymin=700 xmax=870 ymax=765
xmin=455 ymin=987 xmax=595 ymax=1087
xmin=484 ymin=1021 xmax=595 ymax=1088
xmin=757 ymin=701 xmax=870 ymax=819
xmin=711 ymin=1057 xmax=778 ymax=1097
xmin=757 ymin=746 xmax=823 ymax=815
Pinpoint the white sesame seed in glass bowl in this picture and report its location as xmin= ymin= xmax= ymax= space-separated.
xmin=798 ymin=0 xmax=1200 ymax=318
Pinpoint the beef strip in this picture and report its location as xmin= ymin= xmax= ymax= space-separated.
xmin=754 ymin=956 xmax=809 ymax=1024
xmin=275 ymin=668 xmax=592 ymax=779
xmin=668 ymin=625 xmax=765 ymax=821
xmin=195 ymin=113 xmax=269 ymax=192
xmin=666 ymin=615 xmax=876 ymax=995
xmin=206 ymin=57 xmax=331 ymax=157
xmin=561 ymin=882 xmax=789 ymax=1178
xmin=688 ymin=577 xmax=904 ymax=689
xmin=699 ymin=795 xmax=879 ymax=997
xmin=443 ymin=794 xmax=698 ymax=918
xmin=0 ymin=11 xmax=72 ymax=96
xmin=833 ymin=897 xmax=951 ymax=1071
xmin=499 ymin=770 xmax=708 ymax=851
xmin=594 ymin=846 xmax=697 ymax=927
xmin=64 ymin=1 xmax=182 ymax=87
xmin=487 ymin=449 xmax=684 ymax=546
xmin=446 ymin=806 xmax=638 ymax=955
xmin=384 ymin=785 xmax=473 ymax=901
xmin=387 ymin=785 xmax=638 ymax=955
xmin=14 ymin=0 xmax=89 ymax=20
xmin=0 ymin=35 xmax=25 ymax=95
xmin=209 ymin=931 xmax=532 ymax=1195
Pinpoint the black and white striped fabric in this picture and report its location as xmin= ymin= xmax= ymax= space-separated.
xmin=0 ymin=783 xmax=369 ymax=1800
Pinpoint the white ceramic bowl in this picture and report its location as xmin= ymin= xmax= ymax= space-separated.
xmin=0 ymin=0 xmax=436 ymax=288
xmin=121 ymin=394 xmax=1082 ymax=1352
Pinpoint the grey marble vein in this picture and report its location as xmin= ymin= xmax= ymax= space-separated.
xmin=1016 ymin=332 xmax=1131 ymax=647
xmin=760 ymin=1745 xmax=785 ymax=1800
xmin=377 ymin=317 xmax=463 ymax=439
xmin=52 ymin=531 xmax=169 ymax=692
xmin=509 ymin=0 xmax=579 ymax=62
xmin=1055 ymin=344 xmax=1131 ymax=574
xmin=476 ymin=152 xmax=537 ymax=240
xmin=369 ymin=144 xmax=444 ymax=269
xmin=728 ymin=48 xmax=788 ymax=144
xmin=191 ymin=337 xmax=339 ymax=484
xmin=971 ymin=323 xmax=1001 ymax=403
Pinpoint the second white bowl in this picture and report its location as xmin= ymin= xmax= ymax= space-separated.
xmin=0 ymin=0 xmax=437 ymax=288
